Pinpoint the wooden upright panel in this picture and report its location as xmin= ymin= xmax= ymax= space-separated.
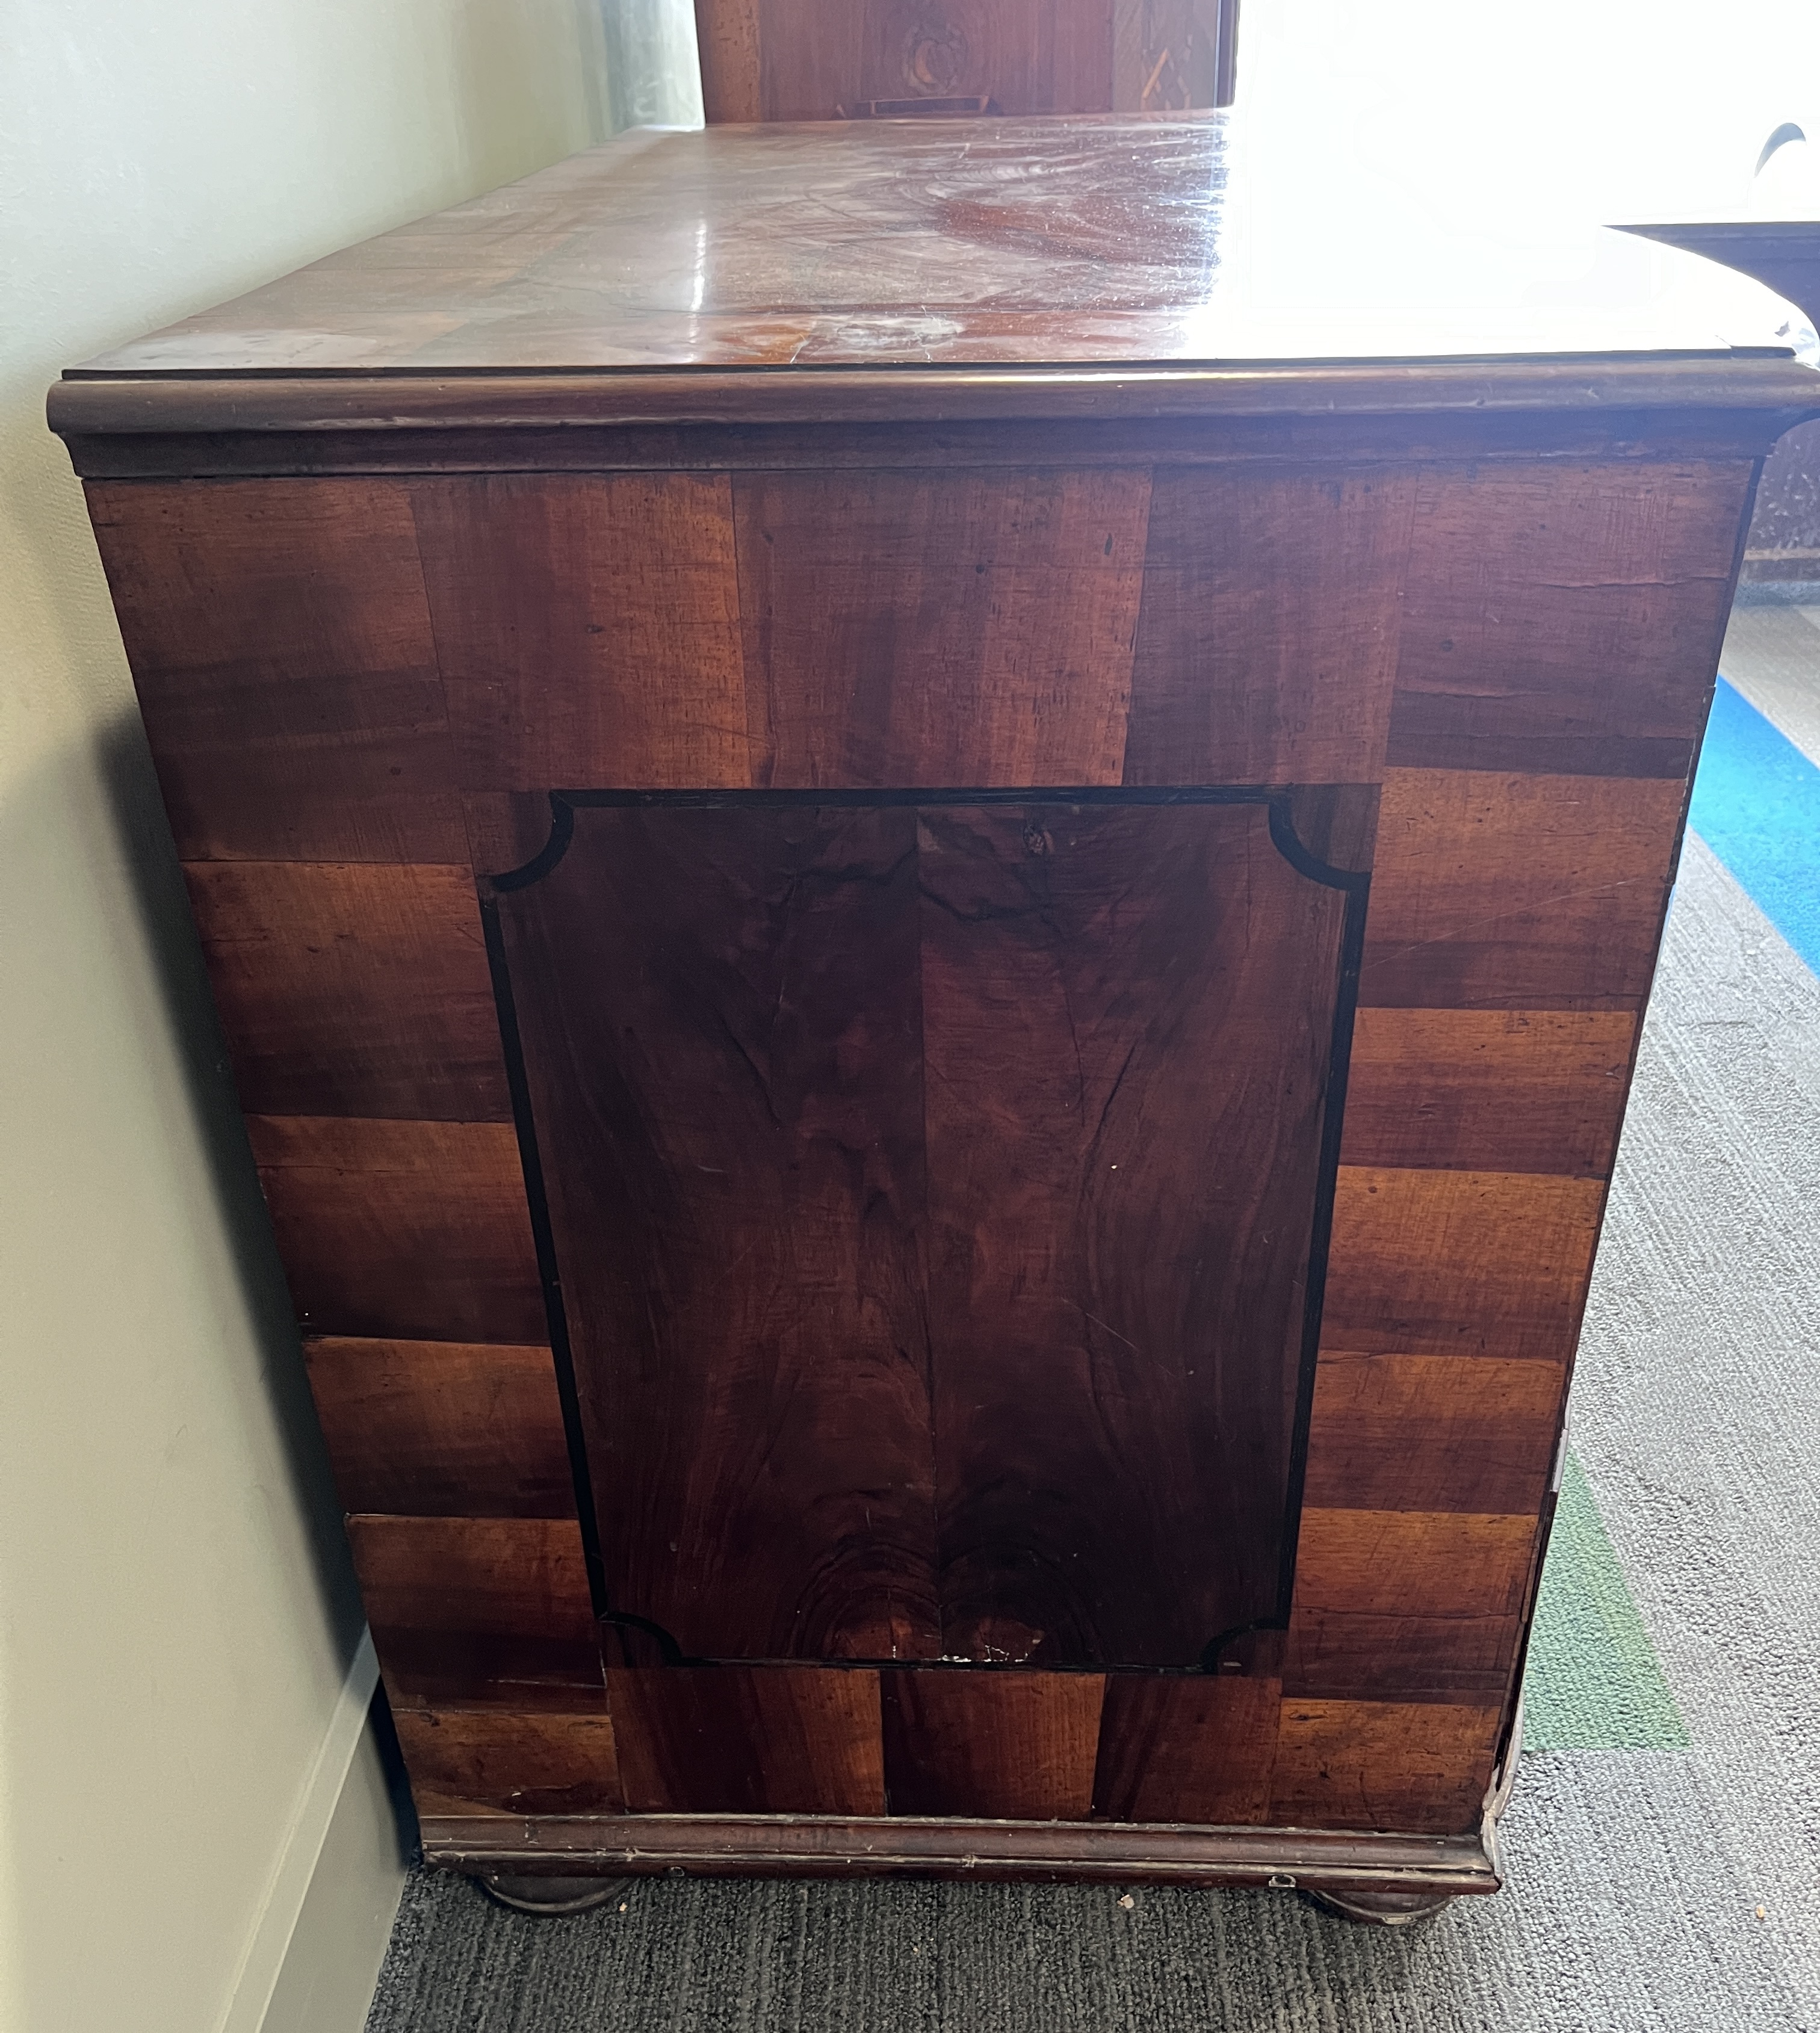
xmin=1342 ymin=1009 xmax=1636 ymax=1178
xmin=607 ymin=1667 xmax=888 ymax=1815
xmin=693 ymin=0 xmax=1236 ymax=120
xmin=393 ymin=1709 xmax=625 ymax=1816
xmin=303 ymin=1338 xmax=575 ymax=1518
xmin=247 ymin=1116 xmax=545 ymax=1344
xmin=881 ymin=1669 xmax=1105 ymax=1819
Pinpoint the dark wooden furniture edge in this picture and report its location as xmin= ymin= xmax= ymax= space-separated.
xmin=49 ymin=356 xmax=1819 ymax=434
xmin=418 ymin=1812 xmax=1503 ymax=1893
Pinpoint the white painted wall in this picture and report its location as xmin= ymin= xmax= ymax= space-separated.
xmin=1243 ymin=0 xmax=1820 ymax=223
xmin=0 ymin=5 xmax=611 ymax=2029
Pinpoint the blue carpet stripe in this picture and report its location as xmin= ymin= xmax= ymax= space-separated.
xmin=1689 ymin=676 xmax=1820 ymax=977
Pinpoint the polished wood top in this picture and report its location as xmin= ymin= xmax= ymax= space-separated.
xmin=66 ymin=116 xmax=1819 ymax=380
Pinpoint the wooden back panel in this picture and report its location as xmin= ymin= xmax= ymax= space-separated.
xmin=693 ymin=0 xmax=1239 ymax=123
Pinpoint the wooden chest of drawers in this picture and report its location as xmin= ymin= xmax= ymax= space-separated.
xmin=52 ymin=114 xmax=1817 ymax=1916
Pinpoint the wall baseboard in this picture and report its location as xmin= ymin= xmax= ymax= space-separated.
xmin=215 ymin=1631 xmax=406 ymax=2033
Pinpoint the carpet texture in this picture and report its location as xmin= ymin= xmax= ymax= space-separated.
xmin=364 ymin=613 xmax=1820 ymax=2031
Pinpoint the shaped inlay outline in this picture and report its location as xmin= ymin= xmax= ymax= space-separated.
xmin=478 ymin=784 xmax=1372 ymax=1678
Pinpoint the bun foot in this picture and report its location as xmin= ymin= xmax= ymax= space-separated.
xmin=475 ymin=1872 xmax=633 ymax=1916
xmin=1307 ymin=1887 xmax=1454 ymax=1926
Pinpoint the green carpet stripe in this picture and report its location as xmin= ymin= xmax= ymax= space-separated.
xmin=1521 ymin=1449 xmax=1688 ymax=1750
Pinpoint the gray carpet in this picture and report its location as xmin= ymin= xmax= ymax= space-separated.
xmin=365 ymin=619 xmax=1820 ymax=2031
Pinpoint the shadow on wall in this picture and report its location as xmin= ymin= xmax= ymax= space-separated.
xmin=2 ymin=371 xmax=368 ymax=1694
xmin=92 ymin=705 xmax=374 ymax=1671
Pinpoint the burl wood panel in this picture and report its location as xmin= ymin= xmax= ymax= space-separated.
xmin=348 ymin=1515 xmax=603 ymax=1708
xmin=247 ymin=1116 xmax=544 ymax=1344
xmin=916 ymin=802 xmax=1340 ymax=1666
xmin=85 ymin=478 xmax=463 ymax=865
xmin=881 ymin=1669 xmax=1106 ymax=1819
xmin=185 ymin=862 xmax=507 ymax=1120
xmin=1320 ymin=1168 xmax=1605 ymax=1364
xmin=303 ymin=1337 xmax=575 ymax=1518
xmin=607 ymin=1667 xmax=887 ymax=1815
xmin=410 ymin=475 xmax=749 ymax=793
xmin=1359 ymin=770 xmax=1688 ymax=1010
xmin=1388 ymin=463 xmax=1752 ymax=779
xmin=1122 ymin=471 xmax=1415 ymax=785
xmin=495 ymin=799 xmax=1347 ymax=1669
xmin=735 ymin=469 xmax=1150 ymax=788
xmin=500 ymin=803 xmax=940 ymax=1665
xmin=394 ymin=1708 xmax=624 ymax=1815
xmin=1342 ymin=1009 xmax=1636 ymax=1178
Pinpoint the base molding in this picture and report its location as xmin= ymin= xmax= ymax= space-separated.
xmin=421 ymin=1812 xmax=1501 ymax=1896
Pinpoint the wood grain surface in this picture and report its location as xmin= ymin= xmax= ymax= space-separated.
xmin=184 ymin=861 xmax=507 ymax=1121
xmin=1388 ymin=463 xmax=1751 ymax=778
xmin=247 ymin=1116 xmax=544 ymax=1344
xmin=694 ymin=0 xmax=1240 ymax=123
xmin=1360 ymin=770 xmax=1688 ymax=1010
xmin=62 ymin=195 xmax=1775 ymax=1860
xmin=1271 ymin=1700 xmax=1502 ymax=1831
xmin=881 ymin=1669 xmax=1106 ymax=1819
xmin=57 ymin=121 xmax=1819 ymax=388
xmin=702 ymin=0 xmax=1150 ymax=122
xmin=1122 ymin=471 xmax=1414 ymax=785
xmin=500 ymin=803 xmax=941 ymax=1664
xmin=303 ymin=1337 xmax=575 ymax=1518
xmin=1091 ymin=1673 xmax=1280 ymax=1824
xmin=394 ymin=1707 xmax=624 ymax=1815
xmin=348 ymin=1515 xmax=603 ymax=1707
xmin=412 ymin=475 xmax=749 ymax=793
xmin=1321 ymin=1168 xmax=1605 ymax=1364
xmin=916 ymin=801 xmax=1342 ymax=1666
xmin=1302 ymin=1353 xmax=1565 ymax=1516
xmin=1284 ymin=1510 xmax=1536 ymax=1703
xmin=735 ymin=469 xmax=1149 ymax=787
xmin=85 ymin=478 xmax=463 ymax=865
xmin=607 ymin=1667 xmax=888 ymax=1815
xmin=496 ymin=797 xmax=1347 ymax=1669
xmin=1342 ymin=1009 xmax=1636 ymax=1177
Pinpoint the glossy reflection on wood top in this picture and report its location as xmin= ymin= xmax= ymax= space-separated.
xmin=65 ymin=116 xmax=1816 ymax=382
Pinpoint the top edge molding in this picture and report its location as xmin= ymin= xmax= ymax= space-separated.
xmin=48 ymin=357 xmax=1820 ymax=447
